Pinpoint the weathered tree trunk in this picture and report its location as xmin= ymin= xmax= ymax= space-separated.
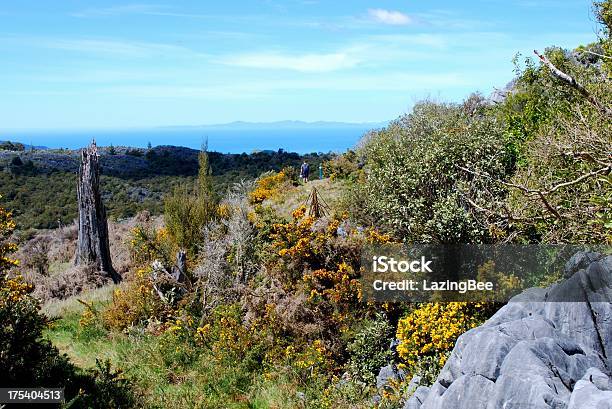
xmin=74 ymin=142 xmax=121 ymax=283
xmin=171 ymin=249 xmax=187 ymax=284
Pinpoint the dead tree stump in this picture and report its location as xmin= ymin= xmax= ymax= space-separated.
xmin=74 ymin=142 xmax=121 ymax=283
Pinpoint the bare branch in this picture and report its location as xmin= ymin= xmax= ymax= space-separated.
xmin=460 ymin=192 xmax=556 ymax=223
xmin=562 ymin=151 xmax=610 ymax=167
xmin=582 ymin=49 xmax=612 ymax=60
xmin=533 ymin=50 xmax=612 ymax=117
xmin=457 ymin=164 xmax=610 ymax=196
xmin=456 ymin=164 xmax=611 ymax=220
xmin=545 ymin=165 xmax=611 ymax=194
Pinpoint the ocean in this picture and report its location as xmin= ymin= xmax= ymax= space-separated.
xmin=2 ymin=124 xmax=381 ymax=154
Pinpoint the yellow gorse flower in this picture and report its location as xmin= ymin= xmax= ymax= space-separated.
xmin=396 ymin=302 xmax=487 ymax=371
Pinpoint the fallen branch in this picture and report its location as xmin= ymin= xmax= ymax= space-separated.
xmin=534 ymin=50 xmax=612 ymax=117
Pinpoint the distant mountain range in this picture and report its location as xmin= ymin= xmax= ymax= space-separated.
xmin=159 ymin=120 xmax=389 ymax=130
xmin=0 ymin=120 xmax=389 ymax=153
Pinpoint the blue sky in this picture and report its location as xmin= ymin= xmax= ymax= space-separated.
xmin=0 ymin=1 xmax=599 ymax=130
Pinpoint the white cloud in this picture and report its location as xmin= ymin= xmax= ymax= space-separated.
xmin=219 ymin=52 xmax=359 ymax=72
xmin=368 ymin=9 xmax=412 ymax=26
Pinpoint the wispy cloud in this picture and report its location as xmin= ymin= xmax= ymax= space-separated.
xmin=219 ymin=52 xmax=359 ymax=72
xmin=50 ymin=39 xmax=184 ymax=57
xmin=71 ymin=4 xmax=169 ymax=18
xmin=2 ymin=36 xmax=201 ymax=59
xmin=66 ymin=71 xmax=474 ymax=100
xmin=71 ymin=4 xmax=226 ymax=20
xmin=368 ymin=9 xmax=412 ymax=26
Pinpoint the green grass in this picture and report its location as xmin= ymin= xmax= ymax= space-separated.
xmin=43 ymin=284 xmax=123 ymax=367
xmin=42 ymin=287 xmax=309 ymax=409
xmin=42 ymin=283 xmax=117 ymax=318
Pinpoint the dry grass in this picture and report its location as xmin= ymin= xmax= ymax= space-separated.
xmin=15 ymin=212 xmax=163 ymax=303
xmin=264 ymin=178 xmax=348 ymax=220
xmin=42 ymin=282 xmax=118 ymax=318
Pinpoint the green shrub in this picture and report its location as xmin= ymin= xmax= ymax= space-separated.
xmin=500 ymin=46 xmax=612 ymax=243
xmin=323 ymin=150 xmax=360 ymax=180
xmin=346 ymin=314 xmax=394 ymax=383
xmin=358 ymin=98 xmax=510 ymax=243
xmin=164 ymin=150 xmax=218 ymax=255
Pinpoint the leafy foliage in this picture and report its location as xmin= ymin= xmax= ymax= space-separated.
xmin=499 ymin=45 xmax=612 ymax=243
xmin=249 ymin=170 xmax=292 ymax=204
xmin=358 ymin=98 xmax=510 ymax=243
xmin=164 ymin=149 xmax=218 ymax=255
xmin=345 ymin=314 xmax=395 ymax=383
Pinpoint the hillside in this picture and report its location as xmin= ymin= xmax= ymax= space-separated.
xmin=0 ymin=145 xmax=330 ymax=229
xmin=1 ymin=2 xmax=610 ymax=408
xmin=263 ymin=178 xmax=349 ymax=220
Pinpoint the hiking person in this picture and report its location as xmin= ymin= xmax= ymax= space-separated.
xmin=300 ymin=160 xmax=310 ymax=183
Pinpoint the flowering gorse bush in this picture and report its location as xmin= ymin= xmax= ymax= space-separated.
xmin=103 ymin=267 xmax=167 ymax=331
xmin=129 ymin=225 xmax=173 ymax=266
xmin=396 ymin=302 xmax=489 ymax=384
xmin=249 ymin=170 xmax=291 ymax=204
xmin=303 ymin=262 xmax=362 ymax=315
xmin=0 ymin=198 xmax=18 ymax=272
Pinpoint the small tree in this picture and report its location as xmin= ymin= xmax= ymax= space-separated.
xmin=164 ymin=143 xmax=217 ymax=256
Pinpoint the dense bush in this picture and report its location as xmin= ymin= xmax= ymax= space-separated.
xmin=164 ymin=150 xmax=218 ymax=255
xmin=358 ymin=98 xmax=510 ymax=243
xmin=323 ymin=150 xmax=360 ymax=181
xmin=249 ymin=170 xmax=292 ymax=204
xmin=103 ymin=268 xmax=167 ymax=331
xmin=498 ymin=45 xmax=612 ymax=243
xmin=396 ymin=302 xmax=491 ymax=385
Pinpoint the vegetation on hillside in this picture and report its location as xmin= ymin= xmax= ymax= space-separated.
xmin=0 ymin=200 xmax=137 ymax=407
xmin=0 ymin=148 xmax=330 ymax=230
xmin=1 ymin=2 xmax=610 ymax=408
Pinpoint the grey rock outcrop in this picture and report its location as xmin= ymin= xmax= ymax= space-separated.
xmin=567 ymin=368 xmax=612 ymax=409
xmin=376 ymin=364 xmax=406 ymax=390
xmin=405 ymin=252 xmax=612 ymax=409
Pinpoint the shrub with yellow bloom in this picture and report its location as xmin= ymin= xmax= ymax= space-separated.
xmin=103 ymin=267 xmax=167 ymax=331
xmin=303 ymin=262 xmax=362 ymax=314
xmin=0 ymin=198 xmax=18 ymax=272
xmin=249 ymin=171 xmax=290 ymax=204
xmin=129 ymin=225 xmax=173 ymax=266
xmin=0 ymin=275 xmax=32 ymax=306
xmin=0 ymin=197 xmax=27 ymax=307
xmin=396 ymin=302 xmax=489 ymax=383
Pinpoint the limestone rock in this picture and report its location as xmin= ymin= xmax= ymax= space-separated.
xmin=404 ymin=252 xmax=612 ymax=409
